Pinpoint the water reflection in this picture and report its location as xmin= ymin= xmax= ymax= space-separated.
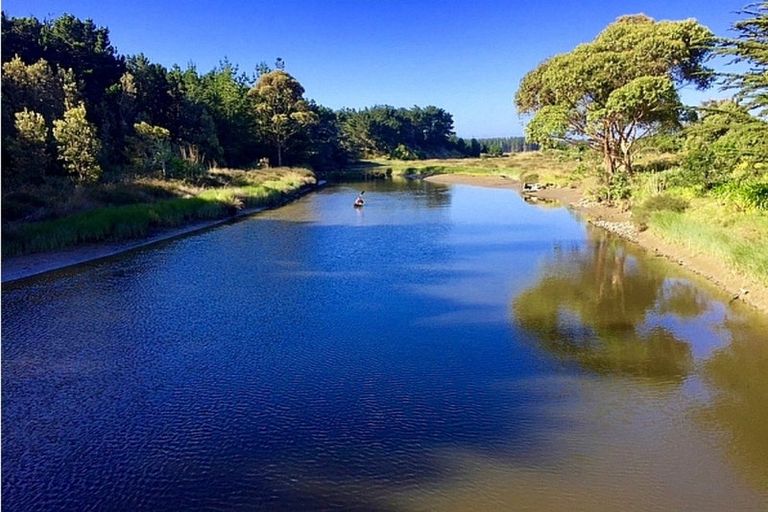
xmin=698 ymin=313 xmax=768 ymax=494
xmin=4 ymin=181 xmax=768 ymax=510
xmin=512 ymin=231 xmax=694 ymax=381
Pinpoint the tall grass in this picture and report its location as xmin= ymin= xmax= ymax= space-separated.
xmin=650 ymin=205 xmax=768 ymax=286
xmin=2 ymin=168 xmax=316 ymax=257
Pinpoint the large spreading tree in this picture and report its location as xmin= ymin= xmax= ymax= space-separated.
xmin=515 ymin=15 xmax=715 ymax=180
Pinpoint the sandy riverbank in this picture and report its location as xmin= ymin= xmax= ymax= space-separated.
xmin=426 ymin=173 xmax=768 ymax=315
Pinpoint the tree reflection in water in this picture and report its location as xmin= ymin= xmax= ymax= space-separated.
xmin=698 ymin=313 xmax=768 ymax=493
xmin=512 ymin=232 xmax=694 ymax=382
xmin=513 ymin=229 xmax=768 ymax=492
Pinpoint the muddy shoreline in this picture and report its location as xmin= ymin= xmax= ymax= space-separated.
xmin=425 ymin=173 xmax=768 ymax=315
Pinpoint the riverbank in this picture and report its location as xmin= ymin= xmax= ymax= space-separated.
xmin=425 ymin=173 xmax=768 ymax=315
xmin=2 ymin=170 xmax=321 ymax=283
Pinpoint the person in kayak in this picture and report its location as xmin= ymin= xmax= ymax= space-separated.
xmin=354 ymin=190 xmax=365 ymax=207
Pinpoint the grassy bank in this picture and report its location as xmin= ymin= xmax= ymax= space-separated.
xmin=2 ymin=168 xmax=315 ymax=257
xmin=332 ymin=151 xmax=585 ymax=185
xmin=647 ymin=198 xmax=768 ymax=287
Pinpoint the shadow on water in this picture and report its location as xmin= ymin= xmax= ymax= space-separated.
xmin=511 ymin=229 xmax=695 ymax=382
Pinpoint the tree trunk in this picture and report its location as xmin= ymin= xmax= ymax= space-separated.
xmin=602 ymin=129 xmax=616 ymax=183
xmin=277 ymin=144 xmax=282 ymax=167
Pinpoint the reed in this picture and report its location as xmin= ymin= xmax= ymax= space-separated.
xmin=3 ymin=168 xmax=316 ymax=257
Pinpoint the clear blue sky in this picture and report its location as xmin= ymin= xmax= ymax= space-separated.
xmin=3 ymin=0 xmax=750 ymax=138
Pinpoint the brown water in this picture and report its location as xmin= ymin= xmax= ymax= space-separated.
xmin=3 ymin=180 xmax=768 ymax=511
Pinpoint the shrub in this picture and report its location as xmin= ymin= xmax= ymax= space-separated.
xmin=589 ymin=173 xmax=633 ymax=204
xmin=521 ymin=172 xmax=540 ymax=184
xmin=390 ymin=144 xmax=419 ymax=160
xmin=633 ymin=194 xmax=690 ymax=228
xmin=713 ymin=181 xmax=768 ymax=211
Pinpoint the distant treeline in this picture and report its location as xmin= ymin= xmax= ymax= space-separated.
xmin=1 ymin=12 xmax=513 ymax=196
xmin=475 ymin=137 xmax=539 ymax=154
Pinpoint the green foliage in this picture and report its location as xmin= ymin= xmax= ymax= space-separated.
xmin=53 ymin=103 xmax=102 ymax=184
xmin=633 ymin=193 xmax=690 ymax=227
xmin=681 ymin=101 xmax=768 ymax=189
xmin=713 ymin=181 xmax=768 ymax=211
xmin=719 ymin=2 xmax=768 ymax=117
xmin=6 ymin=109 xmax=49 ymax=189
xmin=1 ymin=56 xmax=66 ymax=122
xmin=129 ymin=121 xmax=173 ymax=177
xmin=632 ymin=154 xmax=681 ymax=174
xmin=249 ymin=70 xmax=317 ymax=166
xmin=589 ymin=172 xmax=634 ymax=204
xmin=483 ymin=142 xmax=504 ymax=157
xmin=639 ymin=131 xmax=684 ymax=153
xmin=339 ymin=104 xmax=457 ymax=157
xmin=173 ymin=59 xmax=253 ymax=166
xmin=522 ymin=105 xmax=570 ymax=148
xmin=390 ymin=143 xmax=419 ymax=160
xmin=516 ymin=14 xmax=715 ymax=180
xmin=476 ymin=136 xmax=537 ymax=153
xmin=290 ymin=102 xmax=351 ymax=172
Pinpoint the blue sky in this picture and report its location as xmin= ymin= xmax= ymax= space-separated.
xmin=3 ymin=0 xmax=751 ymax=138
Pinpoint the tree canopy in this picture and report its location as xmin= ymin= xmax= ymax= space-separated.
xmin=719 ymin=2 xmax=768 ymax=117
xmin=516 ymin=14 xmax=715 ymax=178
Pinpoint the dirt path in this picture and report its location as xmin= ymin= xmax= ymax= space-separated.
xmin=426 ymin=173 xmax=768 ymax=315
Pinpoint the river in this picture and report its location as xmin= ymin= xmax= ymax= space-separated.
xmin=3 ymin=180 xmax=767 ymax=511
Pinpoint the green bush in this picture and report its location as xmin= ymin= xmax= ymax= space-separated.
xmin=713 ymin=181 xmax=768 ymax=211
xmin=589 ymin=173 xmax=633 ymax=204
xmin=390 ymin=144 xmax=419 ymax=160
xmin=633 ymin=154 xmax=681 ymax=174
xmin=633 ymin=194 xmax=690 ymax=228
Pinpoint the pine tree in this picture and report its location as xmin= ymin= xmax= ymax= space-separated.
xmin=719 ymin=2 xmax=768 ymax=117
xmin=53 ymin=103 xmax=102 ymax=184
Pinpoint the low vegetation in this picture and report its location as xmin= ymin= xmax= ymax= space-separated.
xmin=651 ymin=200 xmax=768 ymax=285
xmin=2 ymin=168 xmax=315 ymax=257
xmin=333 ymin=151 xmax=583 ymax=184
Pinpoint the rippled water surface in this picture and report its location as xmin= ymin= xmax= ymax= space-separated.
xmin=4 ymin=180 xmax=768 ymax=511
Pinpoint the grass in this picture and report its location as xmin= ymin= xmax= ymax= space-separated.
xmin=2 ymin=168 xmax=316 ymax=257
xmin=633 ymin=194 xmax=690 ymax=228
xmin=333 ymin=151 xmax=587 ymax=186
xmin=649 ymin=198 xmax=768 ymax=286
xmin=626 ymin=148 xmax=768 ymax=286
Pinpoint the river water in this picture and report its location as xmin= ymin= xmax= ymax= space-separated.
xmin=3 ymin=180 xmax=768 ymax=511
